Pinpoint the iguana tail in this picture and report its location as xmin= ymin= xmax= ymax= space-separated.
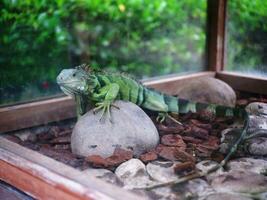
xmin=162 ymin=93 xmax=246 ymax=119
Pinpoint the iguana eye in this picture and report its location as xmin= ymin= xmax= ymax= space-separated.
xmin=73 ymin=73 xmax=76 ymax=77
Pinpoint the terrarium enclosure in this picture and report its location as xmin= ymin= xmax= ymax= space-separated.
xmin=1 ymin=0 xmax=267 ymax=199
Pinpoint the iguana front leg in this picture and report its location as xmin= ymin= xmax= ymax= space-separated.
xmin=92 ymin=83 xmax=120 ymax=122
xmin=75 ymin=94 xmax=87 ymax=119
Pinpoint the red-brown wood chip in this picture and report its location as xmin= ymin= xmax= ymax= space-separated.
xmin=161 ymin=134 xmax=186 ymax=149
xmin=140 ymin=151 xmax=158 ymax=163
xmin=184 ymin=125 xmax=209 ymax=140
xmin=182 ymin=136 xmax=203 ymax=144
xmin=174 ymin=149 xmax=196 ymax=163
xmin=157 ymin=124 xmax=185 ymax=134
xmin=86 ymin=155 xmax=108 ymax=167
xmin=190 ymin=119 xmax=212 ymax=130
xmin=86 ymin=148 xmax=133 ymax=168
xmin=156 ymin=144 xmax=180 ymax=161
xmin=173 ymin=161 xmax=195 ymax=174
xmin=156 ymin=144 xmax=195 ymax=162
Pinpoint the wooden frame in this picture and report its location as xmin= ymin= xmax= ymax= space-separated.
xmin=0 ymin=97 xmax=75 ymax=133
xmin=1 ymin=71 xmax=267 ymax=200
xmin=207 ymin=0 xmax=227 ymax=71
xmin=1 ymin=0 xmax=267 ymax=199
xmin=216 ymin=71 xmax=267 ymax=95
xmin=0 ymin=139 xmax=139 ymax=200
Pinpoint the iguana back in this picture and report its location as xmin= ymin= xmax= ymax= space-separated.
xmin=94 ymin=72 xmax=245 ymax=119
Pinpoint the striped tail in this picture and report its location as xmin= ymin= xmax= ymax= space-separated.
xmin=163 ymin=94 xmax=246 ymax=119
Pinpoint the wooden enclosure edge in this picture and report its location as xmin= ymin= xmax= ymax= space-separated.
xmin=216 ymin=71 xmax=267 ymax=95
xmin=0 ymin=138 xmax=141 ymax=200
xmin=207 ymin=0 xmax=227 ymax=71
xmin=0 ymin=71 xmax=267 ymax=200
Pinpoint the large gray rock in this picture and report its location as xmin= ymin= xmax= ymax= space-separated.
xmin=246 ymin=137 xmax=267 ymax=156
xmin=173 ymin=179 xmax=215 ymax=200
xmin=227 ymin=158 xmax=267 ymax=174
xmin=175 ymin=77 xmax=236 ymax=107
xmin=258 ymin=192 xmax=267 ymax=200
xmin=203 ymin=193 xmax=252 ymax=200
xmin=244 ymin=102 xmax=267 ymax=138
xmin=71 ymin=101 xmax=159 ymax=157
xmin=116 ymin=161 xmax=180 ymax=200
xmin=196 ymin=160 xmax=224 ymax=181
xmin=246 ymin=102 xmax=267 ymax=116
xmin=145 ymin=187 xmax=179 ymax=200
xmin=247 ymin=115 xmax=267 ymax=134
xmin=146 ymin=161 xmax=179 ymax=183
xmin=211 ymin=170 xmax=267 ymax=194
xmin=115 ymin=159 xmax=156 ymax=189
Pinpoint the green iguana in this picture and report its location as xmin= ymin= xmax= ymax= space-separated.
xmin=56 ymin=64 xmax=249 ymax=187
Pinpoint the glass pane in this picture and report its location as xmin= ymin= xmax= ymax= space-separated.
xmin=226 ymin=0 xmax=267 ymax=77
xmin=0 ymin=0 xmax=207 ymax=105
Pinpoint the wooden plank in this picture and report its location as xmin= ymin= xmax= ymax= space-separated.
xmin=0 ymin=138 xmax=141 ymax=200
xmin=0 ymin=72 xmax=215 ymax=133
xmin=216 ymin=71 xmax=267 ymax=95
xmin=207 ymin=0 xmax=227 ymax=71
xmin=0 ymin=96 xmax=75 ymax=133
xmin=0 ymin=159 xmax=82 ymax=200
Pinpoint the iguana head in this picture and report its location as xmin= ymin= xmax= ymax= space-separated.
xmin=57 ymin=66 xmax=99 ymax=97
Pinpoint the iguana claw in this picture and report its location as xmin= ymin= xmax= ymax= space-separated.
xmin=93 ymin=101 xmax=119 ymax=122
xmin=156 ymin=113 xmax=167 ymax=123
xmin=157 ymin=112 xmax=183 ymax=125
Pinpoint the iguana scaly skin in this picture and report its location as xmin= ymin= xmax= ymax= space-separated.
xmin=57 ymin=65 xmax=245 ymax=120
xmin=57 ymin=64 xmax=249 ymax=186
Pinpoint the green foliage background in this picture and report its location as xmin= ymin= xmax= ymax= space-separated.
xmin=0 ymin=0 xmax=266 ymax=104
xmin=0 ymin=0 xmax=206 ymax=87
xmin=227 ymin=0 xmax=267 ymax=75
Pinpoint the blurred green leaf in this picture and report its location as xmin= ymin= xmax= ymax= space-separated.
xmin=0 ymin=0 xmax=208 ymax=104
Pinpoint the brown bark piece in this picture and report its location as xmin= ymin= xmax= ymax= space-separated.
xmin=182 ymin=136 xmax=203 ymax=144
xmin=161 ymin=134 xmax=186 ymax=149
xmin=190 ymin=119 xmax=212 ymax=130
xmin=173 ymin=161 xmax=195 ymax=174
xmin=86 ymin=148 xmax=133 ymax=168
xmin=174 ymin=149 xmax=196 ymax=163
xmin=140 ymin=151 xmax=158 ymax=163
xmin=86 ymin=155 xmax=108 ymax=168
xmin=185 ymin=125 xmax=209 ymax=140
xmin=156 ymin=145 xmax=179 ymax=161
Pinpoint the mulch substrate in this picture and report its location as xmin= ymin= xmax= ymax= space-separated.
xmin=5 ymin=94 xmax=267 ymax=175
